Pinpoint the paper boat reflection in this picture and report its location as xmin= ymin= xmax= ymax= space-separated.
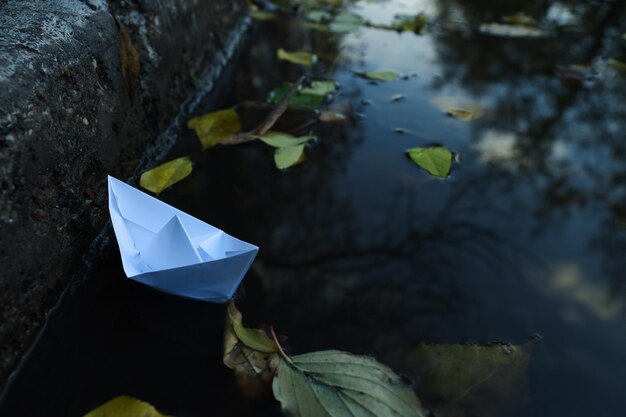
xmin=108 ymin=176 xmax=258 ymax=302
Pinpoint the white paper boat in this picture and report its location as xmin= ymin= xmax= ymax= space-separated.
xmin=107 ymin=176 xmax=258 ymax=302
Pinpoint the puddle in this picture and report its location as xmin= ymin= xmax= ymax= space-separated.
xmin=2 ymin=0 xmax=626 ymax=416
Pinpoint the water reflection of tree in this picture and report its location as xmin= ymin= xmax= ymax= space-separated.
xmin=198 ymin=11 xmax=546 ymax=356
xmin=250 ymin=182 xmax=537 ymax=354
xmin=226 ymin=131 xmax=540 ymax=353
xmin=431 ymin=0 xmax=626 ymax=306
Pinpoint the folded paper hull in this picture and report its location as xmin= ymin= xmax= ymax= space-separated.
xmin=108 ymin=176 xmax=259 ymax=302
xmin=130 ymin=251 xmax=257 ymax=302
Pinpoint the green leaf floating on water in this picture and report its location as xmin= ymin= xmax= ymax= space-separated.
xmin=356 ymin=69 xmax=401 ymax=81
xmin=268 ymin=81 xmax=336 ymax=109
xmin=274 ymin=145 xmax=305 ymax=169
xmin=301 ymin=21 xmax=330 ymax=32
xmin=187 ymin=107 xmax=241 ymax=149
xmin=406 ymin=146 xmax=453 ymax=178
xmin=259 ymin=131 xmax=314 ymax=148
xmin=273 ymin=350 xmax=425 ymax=417
xmin=391 ymin=13 xmax=428 ymax=33
xmin=307 ymin=10 xmax=332 ymax=23
xmin=268 ymin=83 xmax=323 ymax=109
xmin=277 ymin=48 xmax=317 ymax=66
xmin=140 ymin=156 xmax=193 ymax=194
xmin=302 ymin=80 xmax=336 ymax=96
xmin=330 ymin=12 xmax=364 ymax=33
xmin=83 ymin=396 xmax=170 ymax=417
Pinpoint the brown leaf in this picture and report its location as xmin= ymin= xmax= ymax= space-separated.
xmin=115 ymin=19 xmax=140 ymax=99
xmin=223 ymin=301 xmax=280 ymax=399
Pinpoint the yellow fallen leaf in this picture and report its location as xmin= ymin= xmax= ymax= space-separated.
xmin=502 ymin=12 xmax=537 ymax=27
xmin=608 ymin=58 xmax=626 ymax=73
xmin=277 ymin=48 xmax=317 ymax=66
xmin=446 ymin=108 xmax=484 ymax=121
xmin=430 ymin=96 xmax=486 ymax=120
xmin=83 ymin=396 xmax=170 ymax=417
xmin=187 ymin=108 xmax=241 ymax=149
xmin=251 ymin=11 xmax=276 ymax=21
xmin=140 ymin=156 xmax=192 ymax=194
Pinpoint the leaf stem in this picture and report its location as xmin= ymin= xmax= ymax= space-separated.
xmin=269 ymin=326 xmax=292 ymax=363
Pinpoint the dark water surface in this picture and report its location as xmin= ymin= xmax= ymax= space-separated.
xmin=3 ymin=0 xmax=626 ymax=416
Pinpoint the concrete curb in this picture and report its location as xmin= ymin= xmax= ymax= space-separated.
xmin=0 ymin=0 xmax=248 ymax=383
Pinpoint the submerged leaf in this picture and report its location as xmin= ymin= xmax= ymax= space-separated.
xmin=406 ymin=146 xmax=453 ymax=178
xmin=273 ymin=350 xmax=425 ymax=417
xmin=387 ymin=341 xmax=535 ymax=417
xmin=259 ymin=131 xmax=314 ymax=148
xmin=277 ymin=48 xmax=316 ymax=66
xmin=224 ymin=301 xmax=280 ymax=398
xmin=140 ymin=156 xmax=192 ymax=194
xmin=392 ymin=13 xmax=428 ymax=33
xmin=356 ymin=69 xmax=401 ymax=81
xmin=83 ymin=396 xmax=169 ymax=417
xmin=275 ymin=145 xmax=305 ymax=169
xmin=479 ymin=23 xmax=544 ymax=37
xmin=187 ymin=108 xmax=241 ymax=149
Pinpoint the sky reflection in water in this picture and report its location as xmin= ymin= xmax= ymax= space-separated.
xmin=2 ymin=1 xmax=626 ymax=416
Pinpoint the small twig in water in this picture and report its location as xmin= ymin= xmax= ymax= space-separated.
xmin=221 ymin=76 xmax=307 ymax=145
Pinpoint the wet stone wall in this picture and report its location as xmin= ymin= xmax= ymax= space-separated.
xmin=0 ymin=0 xmax=247 ymax=385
